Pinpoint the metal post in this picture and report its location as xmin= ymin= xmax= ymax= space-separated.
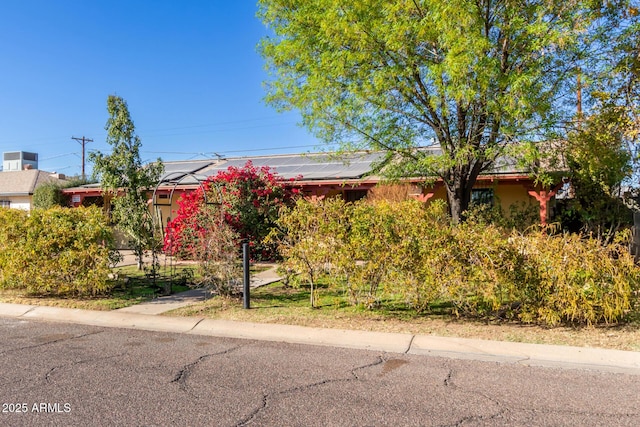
xmin=243 ymin=241 xmax=250 ymax=309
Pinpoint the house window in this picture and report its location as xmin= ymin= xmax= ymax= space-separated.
xmin=344 ymin=189 xmax=368 ymax=202
xmin=0 ymin=200 xmax=10 ymax=208
xmin=471 ymin=189 xmax=493 ymax=206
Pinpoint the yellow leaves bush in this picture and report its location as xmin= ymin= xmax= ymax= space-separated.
xmin=274 ymin=198 xmax=640 ymax=325
xmin=0 ymin=206 xmax=116 ymax=296
xmin=510 ymin=232 xmax=639 ymax=326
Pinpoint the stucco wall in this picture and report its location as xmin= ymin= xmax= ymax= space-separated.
xmin=494 ymin=182 xmax=536 ymax=216
xmin=3 ymin=195 xmax=32 ymax=211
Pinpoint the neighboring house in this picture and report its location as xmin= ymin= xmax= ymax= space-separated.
xmin=0 ymin=169 xmax=68 ymax=210
xmin=62 ymin=149 xmax=562 ymax=226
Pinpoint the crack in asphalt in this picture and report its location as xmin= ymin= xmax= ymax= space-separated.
xmin=435 ymin=359 xmax=636 ymax=427
xmin=440 ymin=408 xmax=509 ymax=427
xmin=44 ymin=353 xmax=127 ymax=384
xmin=0 ymin=330 xmax=104 ymax=357
xmin=443 ymin=369 xmax=454 ymax=387
xmin=351 ymin=355 xmax=385 ymax=379
xmin=235 ymin=355 xmax=386 ymax=426
xmin=437 ymin=362 xmax=509 ymax=426
xmin=445 ymin=405 xmax=640 ymax=427
xmin=235 ymin=393 xmax=268 ymax=427
xmin=235 ymin=378 xmax=354 ymax=426
xmin=171 ymin=346 xmax=242 ymax=395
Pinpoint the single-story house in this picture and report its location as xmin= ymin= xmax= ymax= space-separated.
xmin=0 ymin=169 xmax=68 ymax=210
xmin=62 ymin=149 xmax=562 ymax=226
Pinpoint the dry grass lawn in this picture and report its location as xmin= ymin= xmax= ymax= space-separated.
xmin=166 ymin=283 xmax=640 ymax=352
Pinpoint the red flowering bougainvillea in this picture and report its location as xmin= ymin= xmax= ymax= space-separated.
xmin=164 ymin=161 xmax=299 ymax=261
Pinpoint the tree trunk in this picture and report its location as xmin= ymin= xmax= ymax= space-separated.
xmin=134 ymin=246 xmax=145 ymax=270
xmin=444 ymin=163 xmax=481 ymax=224
xmin=446 ymin=183 xmax=470 ymax=224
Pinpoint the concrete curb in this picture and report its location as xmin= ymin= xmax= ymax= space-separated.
xmin=1 ymin=303 xmax=639 ymax=375
xmin=1 ymin=303 xmax=202 ymax=334
xmin=189 ymin=319 xmax=413 ymax=353
xmin=409 ymin=335 xmax=640 ymax=374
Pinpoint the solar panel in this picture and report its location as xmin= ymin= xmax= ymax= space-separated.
xmin=163 ymin=151 xmax=387 ymax=181
xmin=161 ymin=160 xmax=214 ymax=175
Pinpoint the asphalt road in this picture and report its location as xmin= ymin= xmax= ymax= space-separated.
xmin=1 ymin=317 xmax=638 ymax=426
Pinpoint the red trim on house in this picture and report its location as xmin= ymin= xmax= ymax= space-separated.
xmin=527 ymin=183 xmax=563 ymax=226
xmin=62 ymin=173 xmax=559 ymax=225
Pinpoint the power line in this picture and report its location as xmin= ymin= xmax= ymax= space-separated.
xmin=71 ymin=136 xmax=93 ymax=180
xmin=141 ymin=144 xmax=325 ymax=158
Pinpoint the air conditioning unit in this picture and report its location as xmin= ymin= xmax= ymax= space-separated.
xmin=2 ymin=151 xmax=38 ymax=171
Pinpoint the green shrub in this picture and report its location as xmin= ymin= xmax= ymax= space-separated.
xmin=435 ymin=223 xmax=520 ymax=318
xmin=463 ymin=199 xmax=540 ymax=232
xmin=0 ymin=208 xmax=29 ymax=288
xmin=512 ymin=231 xmax=640 ymax=325
xmin=338 ymin=200 xmax=408 ymax=307
xmin=380 ymin=200 xmax=451 ymax=312
xmin=272 ymin=198 xmax=640 ymax=325
xmin=32 ymin=182 xmax=70 ymax=209
xmin=0 ymin=206 xmax=116 ymax=296
xmin=270 ymin=197 xmax=351 ymax=307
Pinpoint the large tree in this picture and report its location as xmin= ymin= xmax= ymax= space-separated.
xmin=549 ymin=3 xmax=639 ymax=241
xmin=591 ymin=4 xmax=640 ymax=169
xmin=258 ymin=0 xmax=630 ymax=222
xmin=90 ymin=95 xmax=163 ymax=269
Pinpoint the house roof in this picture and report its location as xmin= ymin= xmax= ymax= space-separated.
xmin=156 ymin=148 xmax=529 ymax=185
xmin=157 ymin=151 xmax=387 ymax=185
xmin=162 ymin=159 xmax=214 ymax=177
xmin=63 ymin=148 xmax=535 ymax=195
xmin=0 ymin=170 xmax=68 ymax=196
xmin=202 ymin=151 xmax=385 ymax=180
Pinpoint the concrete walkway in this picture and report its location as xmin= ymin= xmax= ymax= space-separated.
xmin=114 ymin=250 xmax=174 ymax=268
xmin=115 ymin=265 xmax=282 ymax=315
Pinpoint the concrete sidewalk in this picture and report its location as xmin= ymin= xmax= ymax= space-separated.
xmin=0 ymin=301 xmax=638 ymax=375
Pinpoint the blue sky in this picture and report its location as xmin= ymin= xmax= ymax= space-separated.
xmin=0 ymin=1 xmax=322 ymax=176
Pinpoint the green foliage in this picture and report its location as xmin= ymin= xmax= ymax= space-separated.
xmin=558 ymin=102 xmax=634 ymax=243
xmin=344 ymin=201 xmax=401 ymax=308
xmin=586 ymin=6 xmax=640 ymax=152
xmin=269 ymin=197 xmax=350 ymax=307
xmin=33 ymin=182 xmax=70 ymax=209
xmin=511 ymin=231 xmax=640 ymax=326
xmin=376 ymin=200 xmax=452 ymax=313
xmin=463 ymin=199 xmax=540 ymax=232
xmin=0 ymin=206 xmax=116 ymax=296
xmin=272 ymin=198 xmax=640 ymax=325
xmin=0 ymin=208 xmax=29 ymax=288
xmin=258 ymin=0 xmax=627 ymax=222
xmin=89 ymin=95 xmax=163 ymax=269
xmin=569 ymin=104 xmax=633 ymax=195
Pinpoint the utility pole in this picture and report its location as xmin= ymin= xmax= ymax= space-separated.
xmin=576 ymin=68 xmax=583 ymax=129
xmin=71 ymin=136 xmax=93 ymax=180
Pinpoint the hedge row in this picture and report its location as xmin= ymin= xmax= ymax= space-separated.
xmin=0 ymin=206 xmax=117 ymax=296
xmin=273 ymin=198 xmax=640 ymax=325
